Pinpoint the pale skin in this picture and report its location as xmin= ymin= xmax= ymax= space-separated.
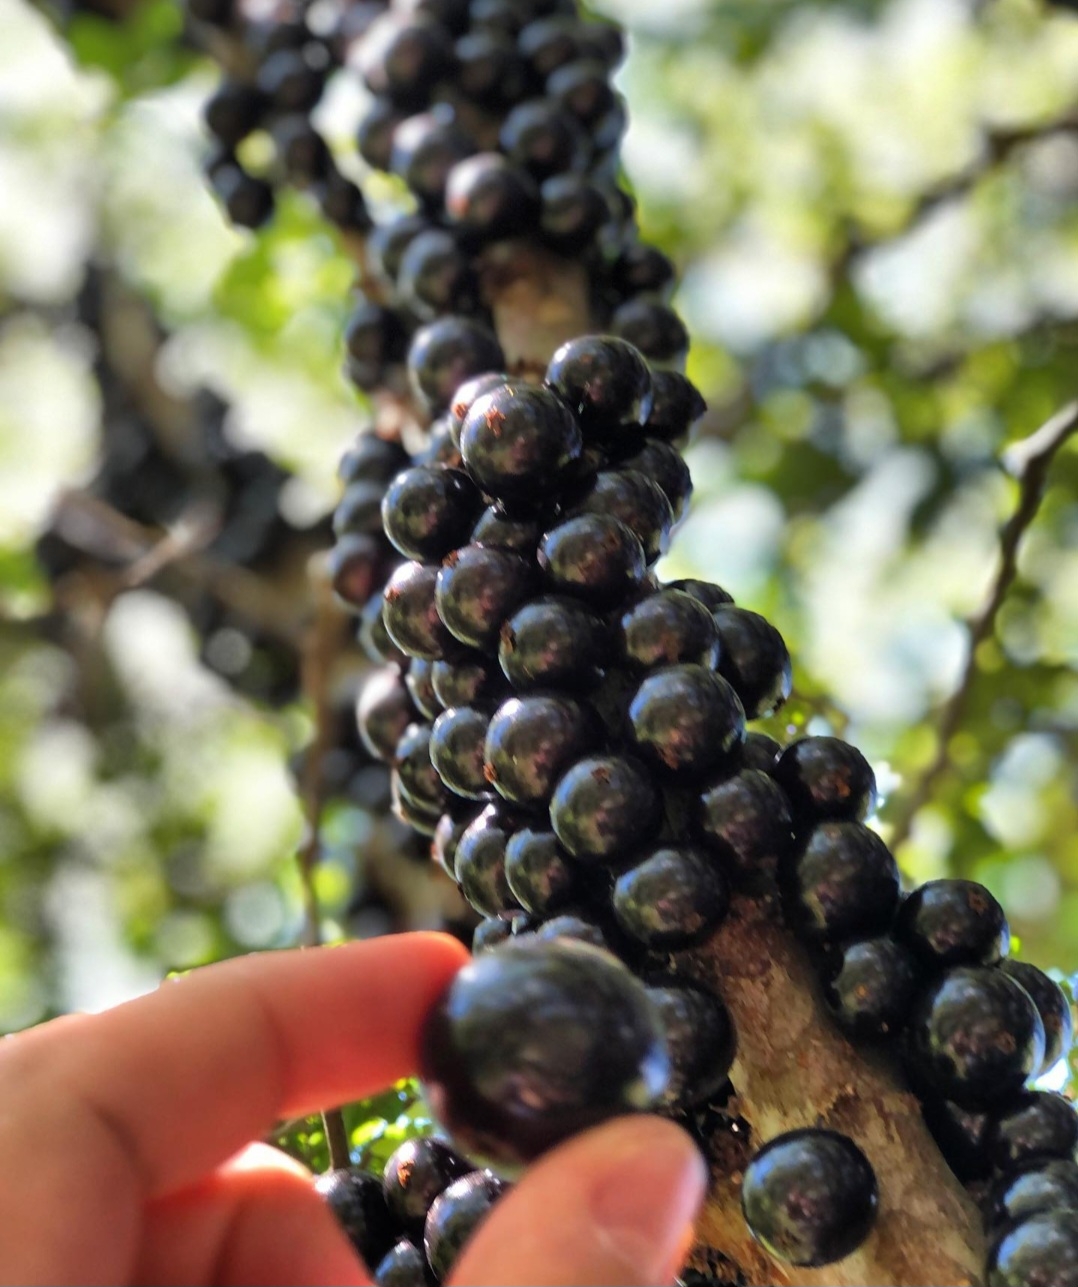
xmin=0 ymin=932 xmax=706 ymax=1287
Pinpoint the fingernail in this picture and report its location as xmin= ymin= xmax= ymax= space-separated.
xmin=589 ymin=1119 xmax=708 ymax=1285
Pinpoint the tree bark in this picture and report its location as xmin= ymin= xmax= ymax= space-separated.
xmin=478 ymin=245 xmax=987 ymax=1287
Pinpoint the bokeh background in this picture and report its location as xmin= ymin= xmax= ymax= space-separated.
xmin=2 ymin=0 xmax=1076 ymax=1118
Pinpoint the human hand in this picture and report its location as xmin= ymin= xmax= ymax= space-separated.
xmin=0 ymin=933 xmax=705 ymax=1286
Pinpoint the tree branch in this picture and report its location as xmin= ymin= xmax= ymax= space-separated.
xmin=484 ymin=246 xmax=987 ymax=1287
xmin=887 ymin=400 xmax=1078 ymax=852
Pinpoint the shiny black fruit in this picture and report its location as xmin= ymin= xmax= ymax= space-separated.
xmin=740 ymin=1129 xmax=878 ymax=1268
xmin=710 ymin=606 xmax=792 ymax=719
xmin=986 ymin=1210 xmax=1078 ymax=1287
xmin=773 ymin=737 xmax=878 ymax=824
xmin=499 ymin=595 xmax=608 ymax=691
xmin=419 ymin=938 xmax=670 ymax=1170
xmin=436 ymin=545 xmax=534 ymax=651
xmin=646 ymin=978 xmax=734 ymax=1110
xmin=627 ymin=664 xmax=745 ymax=782
xmin=460 ymin=383 xmax=582 ymax=503
xmin=314 ymin=1169 xmax=397 ymax=1269
xmin=544 ymin=335 xmax=653 ymax=433
xmin=618 ymin=589 xmax=719 ymax=670
xmin=894 ymin=878 xmax=1010 ymax=970
xmin=1000 ymin=959 xmax=1074 ymax=1072
xmin=550 ymin=754 xmax=662 ymax=863
xmin=612 ymin=845 xmax=729 ymax=950
xmin=424 ymin=1171 xmax=510 ymax=1282
xmin=695 ymin=769 xmax=794 ymax=887
xmin=783 ymin=822 xmax=900 ymax=943
xmin=905 ymin=967 xmax=1045 ymax=1110
xmin=823 ymin=936 xmax=921 ymax=1038
xmin=383 ymin=1137 xmax=472 ymax=1240
xmin=373 ymin=1238 xmax=430 ymax=1287
xmin=989 ymin=1159 xmax=1078 ymax=1230
xmin=484 ymin=694 xmax=596 ymax=805
xmin=453 ymin=803 xmax=522 ymax=917
xmin=989 ymin=1092 xmax=1078 ymax=1173
xmin=538 ymin=513 xmax=647 ymax=608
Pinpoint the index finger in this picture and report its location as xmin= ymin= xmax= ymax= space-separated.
xmin=0 ymin=932 xmax=467 ymax=1201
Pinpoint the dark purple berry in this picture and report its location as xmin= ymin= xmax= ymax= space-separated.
xmin=498 ymin=595 xmax=608 ymax=691
xmin=393 ymin=773 xmax=445 ymax=835
xmin=383 ymin=1137 xmax=471 ymax=1240
xmin=539 ymin=174 xmax=608 ymax=253
xmin=773 ymin=736 xmax=878 ymax=824
xmin=611 ymin=299 xmax=689 ymax=366
xmin=618 ymin=439 xmax=692 ymax=522
xmin=905 ymin=967 xmax=1046 ymax=1110
xmin=644 ymin=370 xmax=707 ymax=442
xmin=783 ymin=821 xmax=900 ymax=942
xmin=563 ymin=469 xmax=673 ymax=563
xmin=383 ymin=561 xmax=456 ymax=660
xmin=339 ymin=435 xmax=412 ymax=486
xmin=460 ymin=383 xmax=582 ymax=503
xmin=741 ymin=1130 xmax=878 ymax=1268
xmin=314 ymin=1169 xmax=396 ymax=1269
xmin=455 ymin=31 xmax=530 ymax=109
xmin=453 ymin=803 xmax=521 ymax=916
xmin=741 ymin=732 xmax=782 ymax=772
xmin=436 ymin=545 xmax=534 ymax=651
xmin=612 ymin=844 xmax=729 ymax=950
xmin=418 ymin=938 xmax=670 ymax=1170
xmin=990 ymin=1092 xmax=1078 ymax=1173
xmin=483 ymin=693 xmax=596 ymax=805
xmin=696 ymin=769 xmax=794 ymax=886
xmin=359 ymin=15 xmax=456 ymax=108
xmin=990 ymin=1159 xmax=1078 ymax=1230
xmin=360 ymin=593 xmax=409 ymax=667
xmin=256 ymin=49 xmax=325 ymax=112
xmin=499 ymin=98 xmax=587 ymax=179
xmin=395 ymin=723 xmax=448 ymax=813
xmin=423 ymin=1172 xmax=510 ymax=1282
xmin=668 ymin=578 xmax=734 ymax=611
xmin=408 ymin=318 xmax=506 ymax=413
xmin=432 ymin=652 xmax=506 ymax=708
xmin=445 ymin=153 xmax=540 ymax=242
xmin=710 ymin=606 xmax=792 ymax=719
xmin=544 ymin=335 xmax=653 ymax=433
xmin=398 ymin=229 xmax=479 ymax=318
xmin=549 ymin=754 xmax=662 ymax=863
xmin=986 ymin=1211 xmax=1078 ymax=1287
xmin=358 ymin=667 xmax=417 ymax=762
xmin=204 ymin=81 xmax=264 ymax=147
xmin=823 ymin=936 xmax=922 ymax=1038
xmin=504 ymin=827 xmax=581 ymax=915
xmin=610 ymin=242 xmax=676 ymax=301
xmin=548 ymin=58 xmax=617 ymax=123
xmin=618 ymin=589 xmax=719 ymax=670
xmin=329 ymin=533 xmax=391 ymax=608
xmin=334 ymin=481 xmax=386 ymax=537
xmin=406 ymin=658 xmax=443 ymax=721
xmin=373 ymin=1238 xmax=430 ymax=1287
xmin=275 ymin=115 xmax=331 ymax=182
xmin=534 ymin=912 xmax=610 ymax=951
xmin=370 ymin=211 xmax=437 ymax=281
xmin=646 ymin=978 xmax=734 ymax=1110
xmin=357 ymin=99 xmax=406 ymax=171
xmin=517 ymin=15 xmax=581 ymax=76
xmin=213 ymin=164 xmax=274 ymax=229
xmin=430 ymin=706 xmax=492 ymax=799
xmin=895 ymin=878 xmax=1010 ymax=971
xmin=433 ymin=807 xmax=478 ymax=880
xmin=470 ymin=504 xmax=542 ymax=554
xmin=449 ymin=372 xmax=510 ymax=444
xmin=382 ymin=465 xmax=481 ymax=562
xmin=344 ymin=302 xmax=410 ymax=392
xmin=392 ymin=111 xmax=476 ymax=208
xmin=538 ymin=513 xmax=646 ymax=608
xmin=628 ymin=664 xmax=745 ymax=782
xmin=1000 ymin=960 xmax=1074 ymax=1072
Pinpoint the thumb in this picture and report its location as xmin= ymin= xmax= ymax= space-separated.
xmin=449 ymin=1115 xmax=707 ymax=1287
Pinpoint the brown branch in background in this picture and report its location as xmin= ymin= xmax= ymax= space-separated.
xmin=295 ymin=554 xmax=355 ymax=1171
xmin=833 ymin=111 xmax=1078 ymax=283
xmin=887 ymin=400 xmax=1078 ymax=852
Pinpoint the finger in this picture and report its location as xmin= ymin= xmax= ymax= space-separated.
xmin=0 ymin=933 xmax=466 ymax=1284
xmin=135 ymin=1144 xmax=370 ymax=1287
xmin=451 ymin=1116 xmax=707 ymax=1287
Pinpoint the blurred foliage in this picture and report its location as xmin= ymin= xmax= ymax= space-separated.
xmin=1 ymin=0 xmax=1077 ymax=1153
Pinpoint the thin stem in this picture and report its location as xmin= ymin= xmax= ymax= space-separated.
xmin=323 ymin=1109 xmax=353 ymax=1171
xmin=887 ymin=400 xmax=1078 ymax=851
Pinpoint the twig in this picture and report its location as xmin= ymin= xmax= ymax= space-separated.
xmin=887 ymin=400 xmax=1078 ymax=851
xmin=294 ymin=554 xmax=353 ymax=1171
